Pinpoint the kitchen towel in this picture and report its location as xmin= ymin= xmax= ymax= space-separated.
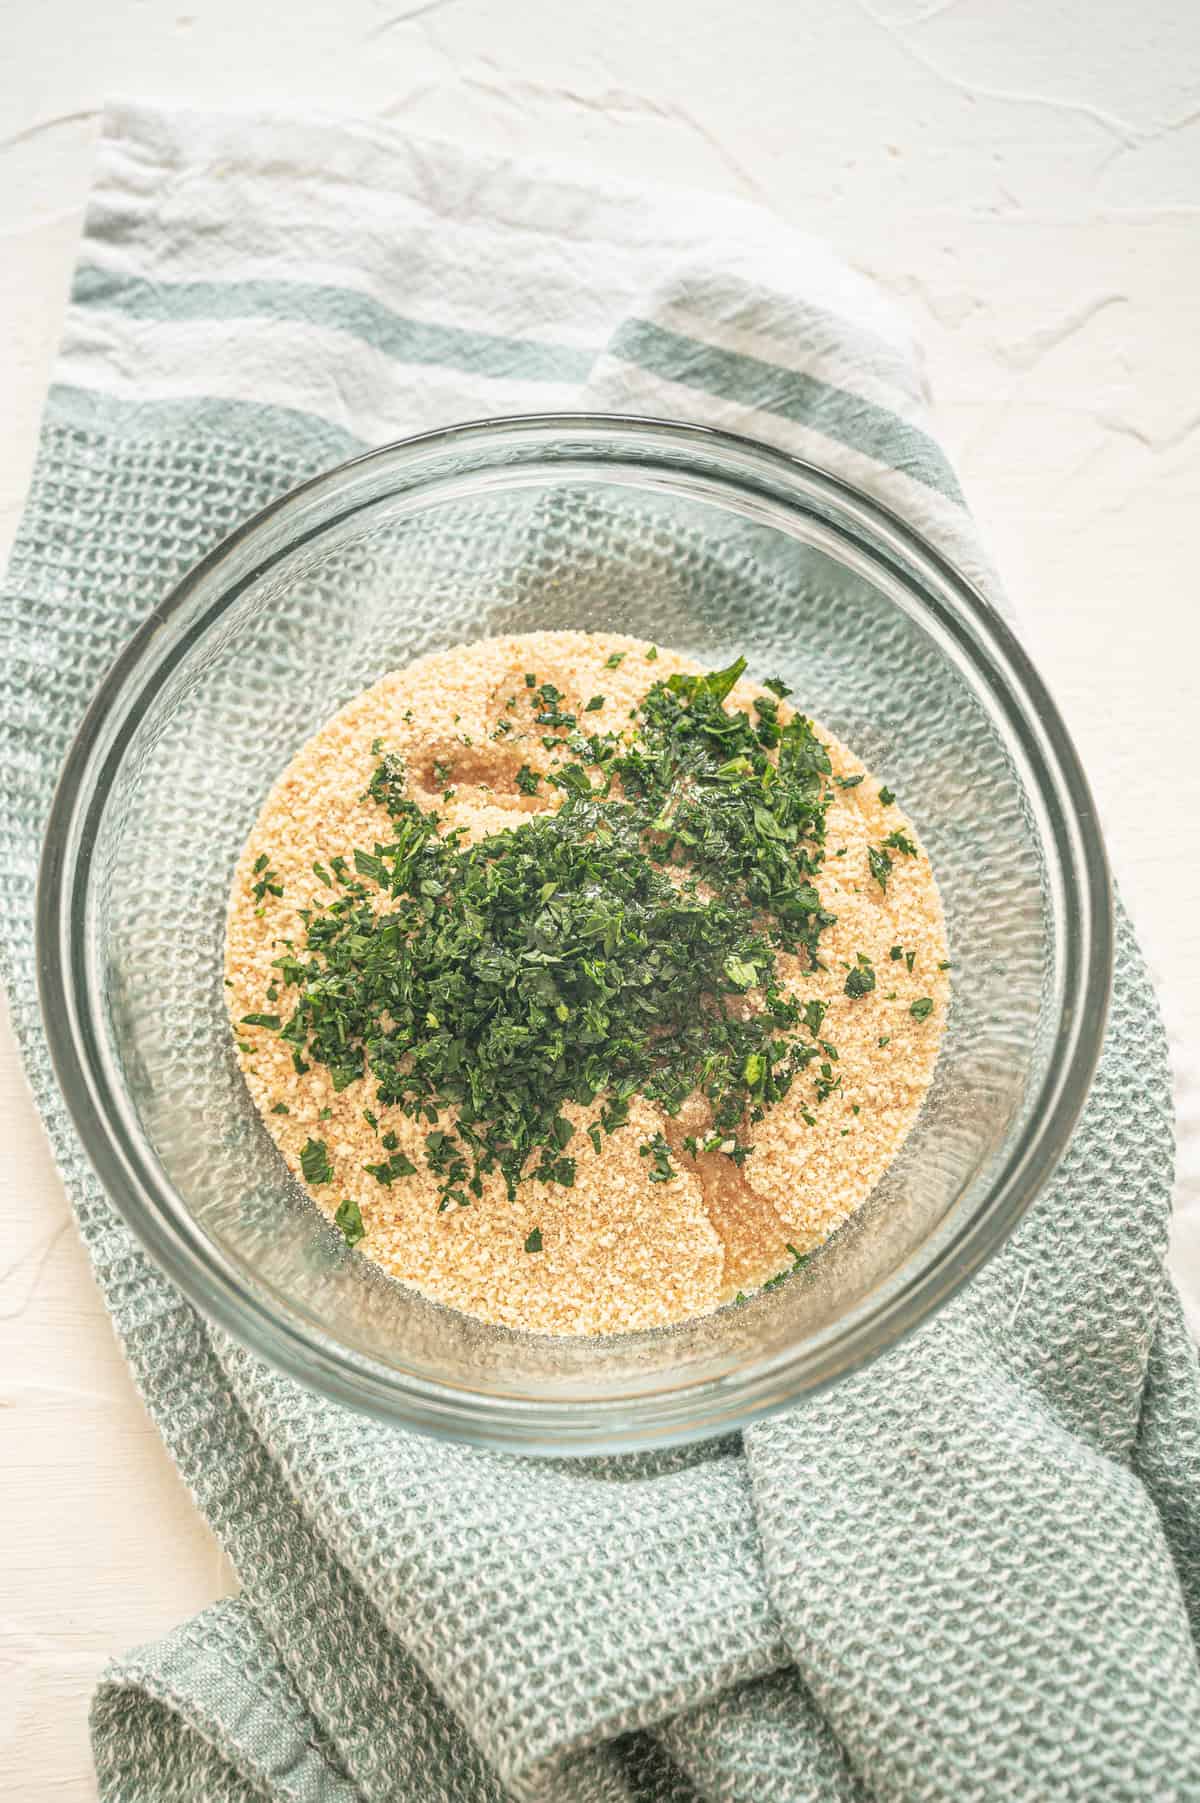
xmin=3 ymin=103 xmax=1199 ymax=1802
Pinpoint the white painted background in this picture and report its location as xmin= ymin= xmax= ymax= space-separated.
xmin=2 ymin=1 xmax=1198 ymax=1793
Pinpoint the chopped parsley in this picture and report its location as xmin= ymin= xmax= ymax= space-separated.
xmin=249 ymin=656 xmax=857 ymax=1210
xmin=910 ymin=997 xmax=935 ymax=1022
xmin=724 ymin=955 xmax=759 ymax=991
xmin=879 ymin=786 xmax=895 ymax=806
xmin=884 ymin=829 xmax=918 ymax=858
xmin=524 ymin=1226 xmax=543 ymax=1253
xmin=531 ymin=681 xmax=576 ymax=729
xmin=270 ymin=1101 xmax=289 ymax=1114
xmin=548 ymin=762 xmax=594 ymax=800
xmin=835 ymin=773 xmax=864 ymax=790
xmin=604 ymin=651 xmax=626 ymax=669
xmin=844 ymin=954 xmax=876 ymax=999
xmin=763 ymin=1242 xmax=810 ymax=1289
xmin=584 ymin=695 xmax=605 ymax=712
xmin=241 ymin=1012 xmax=281 ymax=1030
xmin=639 ymin=1133 xmax=677 ymax=1183
xmin=364 ymin=763 xmax=406 ymax=830
xmin=334 ymin=1198 xmax=365 ymax=1246
xmin=363 ymin=1150 xmax=419 ymax=1185
xmin=868 ymin=845 xmax=892 ymax=891
xmin=300 ymin=1138 xmax=333 ymax=1185
xmin=251 ymin=855 xmax=283 ymax=904
xmin=354 ymin=848 xmax=388 ymax=886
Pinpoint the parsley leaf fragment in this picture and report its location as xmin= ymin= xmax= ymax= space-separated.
xmin=763 ymin=1242 xmax=810 ymax=1289
xmin=268 ymin=654 xmax=843 ymax=1211
xmin=353 ymin=848 xmax=388 ymax=886
xmin=300 ymin=1138 xmax=334 ymax=1185
xmin=844 ymin=954 xmax=876 ymax=999
xmin=868 ymin=845 xmax=893 ymax=891
xmin=640 ymin=1134 xmax=677 ymax=1183
xmin=363 ymin=1151 xmax=419 ymax=1185
xmin=335 ymin=1198 xmax=365 ymax=1246
xmin=251 ymin=857 xmax=283 ymax=904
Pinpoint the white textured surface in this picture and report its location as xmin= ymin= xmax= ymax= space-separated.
xmin=1 ymin=3 xmax=1198 ymax=1794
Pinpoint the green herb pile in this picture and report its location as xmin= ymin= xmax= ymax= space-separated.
xmin=255 ymin=657 xmax=864 ymax=1212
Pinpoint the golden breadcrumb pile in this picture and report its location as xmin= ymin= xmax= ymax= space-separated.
xmin=225 ymin=632 xmax=948 ymax=1335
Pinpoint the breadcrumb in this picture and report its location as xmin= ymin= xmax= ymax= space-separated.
xmin=225 ymin=632 xmax=948 ymax=1335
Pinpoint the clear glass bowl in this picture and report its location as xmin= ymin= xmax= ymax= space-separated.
xmin=37 ymin=416 xmax=1111 ymax=1452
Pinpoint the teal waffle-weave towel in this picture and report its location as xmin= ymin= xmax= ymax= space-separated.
xmin=3 ymin=104 xmax=1199 ymax=1801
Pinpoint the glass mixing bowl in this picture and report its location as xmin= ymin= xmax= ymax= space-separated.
xmin=37 ymin=416 xmax=1111 ymax=1452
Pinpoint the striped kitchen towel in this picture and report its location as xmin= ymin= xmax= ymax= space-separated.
xmin=2 ymin=103 xmax=1199 ymax=1802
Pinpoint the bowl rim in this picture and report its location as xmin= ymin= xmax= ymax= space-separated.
xmin=36 ymin=411 xmax=1113 ymax=1452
